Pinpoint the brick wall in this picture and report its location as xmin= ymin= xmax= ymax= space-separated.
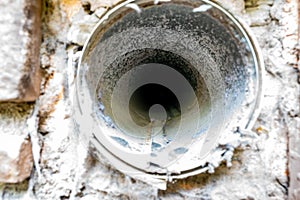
xmin=0 ymin=0 xmax=299 ymax=199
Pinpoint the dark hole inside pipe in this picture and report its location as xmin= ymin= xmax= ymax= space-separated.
xmin=129 ymin=83 xmax=181 ymax=127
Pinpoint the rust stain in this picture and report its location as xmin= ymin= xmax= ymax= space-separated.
xmin=255 ymin=126 xmax=269 ymax=134
xmin=285 ymin=169 xmax=289 ymax=177
xmin=42 ymin=71 xmax=54 ymax=92
xmin=175 ymin=181 xmax=195 ymax=190
xmin=61 ymin=0 xmax=82 ymax=19
xmin=38 ymin=86 xmax=64 ymax=135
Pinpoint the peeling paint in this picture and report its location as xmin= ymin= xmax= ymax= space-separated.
xmin=193 ymin=4 xmax=212 ymax=12
xmin=125 ymin=3 xmax=142 ymax=13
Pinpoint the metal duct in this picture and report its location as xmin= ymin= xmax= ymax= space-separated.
xmin=74 ymin=0 xmax=264 ymax=189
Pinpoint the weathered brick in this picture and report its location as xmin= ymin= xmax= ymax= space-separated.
xmin=0 ymin=103 xmax=34 ymax=183
xmin=0 ymin=135 xmax=33 ymax=183
xmin=0 ymin=0 xmax=42 ymax=102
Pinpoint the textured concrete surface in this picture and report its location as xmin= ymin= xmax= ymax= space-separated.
xmin=0 ymin=0 xmax=42 ymax=102
xmin=0 ymin=0 xmax=299 ymax=199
